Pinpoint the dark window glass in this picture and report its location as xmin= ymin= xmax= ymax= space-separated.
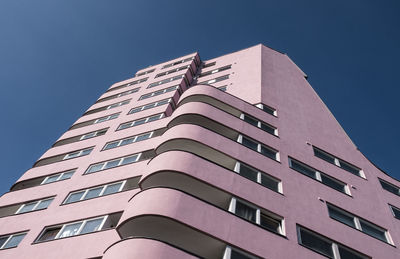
xmin=299 ymin=228 xmax=334 ymax=258
xmin=260 ymin=123 xmax=275 ymax=135
xmin=391 ymin=206 xmax=400 ymax=219
xmin=260 ymin=146 xmax=276 ymax=159
xmin=235 ymin=201 xmax=257 ymax=223
xmin=260 ymin=174 xmax=279 ymax=192
xmin=0 ymin=237 xmax=8 ymax=248
xmin=260 ymin=214 xmax=280 ymax=233
xmin=314 ymin=148 xmax=336 ymax=164
xmin=4 ymin=234 xmax=26 ymax=248
xmin=230 ymin=249 xmax=252 ymax=259
xmin=38 ymin=227 xmax=61 ymax=242
xmin=380 ymin=180 xmax=399 ymax=196
xmin=328 ymin=206 xmax=356 ymax=228
xmin=320 ymin=174 xmax=346 ymax=193
xmin=338 ymin=246 xmax=366 ymax=259
xmin=359 ymin=220 xmax=387 ymax=242
xmin=241 ymin=137 xmax=258 ymax=151
xmin=261 ymin=105 xmax=275 ymax=115
xmin=238 ymin=164 xmax=258 ymax=182
xmin=243 ymin=115 xmax=258 ymax=127
xmin=290 ymin=160 xmax=316 ymax=178
xmin=85 ymin=187 xmax=103 ymax=200
xmin=339 ymin=160 xmax=360 ymax=176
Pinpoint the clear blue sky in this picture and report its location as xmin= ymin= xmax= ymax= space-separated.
xmin=0 ymin=0 xmax=399 ymax=195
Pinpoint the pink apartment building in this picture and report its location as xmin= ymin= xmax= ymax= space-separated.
xmin=0 ymin=44 xmax=399 ymax=259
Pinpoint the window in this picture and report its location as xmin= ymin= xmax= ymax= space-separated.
xmin=80 ymin=129 xmax=107 ymax=140
xmin=297 ymin=226 xmax=371 ymax=259
xmin=198 ymin=74 xmax=229 ymax=85
xmin=240 ymin=113 xmax=277 ymax=136
xmin=379 ymin=179 xmax=400 ymax=196
xmin=97 ymin=87 xmax=140 ymax=103
xmin=237 ymin=135 xmax=279 ymax=161
xmin=288 ymin=158 xmax=350 ymax=195
xmin=222 ymin=246 xmax=259 ymax=259
xmin=202 ymin=61 xmax=216 ymax=68
xmin=135 ymin=69 xmax=155 ymax=77
xmin=63 ymin=148 xmax=93 ymax=160
xmin=103 ymin=132 xmax=153 ymax=150
xmin=117 ymin=113 xmax=164 ymax=130
xmin=255 ymin=103 xmax=277 ymax=116
xmin=218 ymin=85 xmax=227 ymax=92
xmin=107 ymin=78 xmax=148 ymax=92
xmin=15 ymin=198 xmax=54 ymax=214
xmin=106 ymin=100 xmax=130 ymax=110
xmin=198 ymin=65 xmax=231 ymax=78
xmin=94 ymin=113 xmax=119 ymax=124
xmin=85 ymin=153 xmax=142 ymax=174
xmin=139 ymin=86 xmax=179 ymax=100
xmin=162 ymin=56 xmax=194 ymax=69
xmin=84 ymin=99 xmax=130 ymax=115
xmin=389 ymin=204 xmax=400 ymax=220
xmin=148 ymin=74 xmax=186 ymax=89
xmin=64 ymin=181 xmax=128 ymax=204
xmin=313 ymin=147 xmax=364 ymax=178
xmin=128 ymin=98 xmax=171 ymax=114
xmin=234 ymin=162 xmax=281 ymax=193
xmin=36 ymin=213 xmax=122 ymax=242
xmin=41 ymin=170 xmax=75 ymax=185
xmin=0 ymin=232 xmax=27 ymax=249
xmin=155 ymin=65 xmax=190 ymax=78
xmin=229 ymin=198 xmax=284 ymax=235
xmin=327 ymin=203 xmax=392 ymax=244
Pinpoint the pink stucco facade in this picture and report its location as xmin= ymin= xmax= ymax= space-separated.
xmin=0 ymin=44 xmax=399 ymax=258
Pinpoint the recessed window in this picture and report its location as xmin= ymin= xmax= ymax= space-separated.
xmin=288 ymin=158 xmax=350 ymax=195
xmin=379 ymin=179 xmax=400 ymax=196
xmin=229 ymin=198 xmax=284 ymax=235
xmin=128 ymin=98 xmax=171 ymax=114
xmin=85 ymin=153 xmax=142 ymax=174
xmin=389 ymin=204 xmax=400 ymax=220
xmin=162 ymin=56 xmax=194 ymax=69
xmin=327 ymin=203 xmax=392 ymax=244
xmin=96 ymin=87 xmax=140 ymax=103
xmin=63 ymin=148 xmax=93 ymax=160
xmin=198 ymin=65 xmax=231 ymax=78
xmin=234 ymin=162 xmax=281 ymax=193
xmin=255 ymin=103 xmax=277 ymax=116
xmin=218 ymin=85 xmax=227 ymax=91
xmin=237 ymin=135 xmax=279 ymax=161
xmin=41 ymin=170 xmax=75 ymax=185
xmin=103 ymin=132 xmax=153 ymax=150
xmin=313 ymin=147 xmax=364 ymax=178
xmin=64 ymin=178 xmax=138 ymax=204
xmin=240 ymin=113 xmax=277 ymax=136
xmin=198 ymin=74 xmax=229 ymax=85
xmin=148 ymin=74 xmax=186 ymax=88
xmin=94 ymin=113 xmax=119 ymax=124
xmin=135 ymin=69 xmax=155 ymax=77
xmin=139 ymin=85 xmax=180 ymax=100
xmin=80 ymin=129 xmax=107 ymax=140
xmin=84 ymin=99 xmax=130 ymax=116
xmin=36 ymin=213 xmax=122 ymax=242
xmin=223 ymin=246 xmax=259 ymax=259
xmin=155 ymin=65 xmax=191 ymax=78
xmin=0 ymin=232 xmax=27 ymax=249
xmin=297 ymin=226 xmax=370 ymax=259
xmin=15 ymin=198 xmax=54 ymax=214
xmin=107 ymin=78 xmax=148 ymax=93
xmin=117 ymin=113 xmax=164 ymax=130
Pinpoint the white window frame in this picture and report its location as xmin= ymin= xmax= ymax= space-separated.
xmin=128 ymin=98 xmax=171 ymax=114
xmin=233 ymin=162 xmax=282 ymax=193
xmin=118 ymin=113 xmax=164 ymax=130
xmin=222 ymin=246 xmax=258 ymax=259
xmin=140 ymin=85 xmax=179 ymax=100
xmin=240 ymin=113 xmax=278 ymax=136
xmin=80 ymin=129 xmax=107 ymax=141
xmin=255 ymin=103 xmax=277 ymax=116
xmin=237 ymin=135 xmax=280 ymax=161
xmin=389 ymin=204 xmax=400 ymax=219
xmin=64 ymin=181 xmax=126 ymax=204
xmin=0 ymin=232 xmax=27 ymax=250
xmin=86 ymin=153 xmax=142 ymax=174
xmin=288 ymin=158 xmax=351 ymax=195
xmin=104 ymin=132 xmax=154 ymax=150
xmin=63 ymin=148 xmax=93 ymax=160
xmin=228 ymin=197 xmax=284 ymax=235
xmin=94 ymin=113 xmax=119 ymax=124
xmin=54 ymin=216 xmax=108 ymax=240
xmin=41 ymin=170 xmax=75 ymax=185
xmin=15 ymin=198 xmax=54 ymax=214
xmin=106 ymin=100 xmax=130 ymax=110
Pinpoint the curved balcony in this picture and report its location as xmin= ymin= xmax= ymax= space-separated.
xmin=103 ymin=237 xmax=198 ymax=259
xmin=117 ymin=187 xmax=288 ymax=259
